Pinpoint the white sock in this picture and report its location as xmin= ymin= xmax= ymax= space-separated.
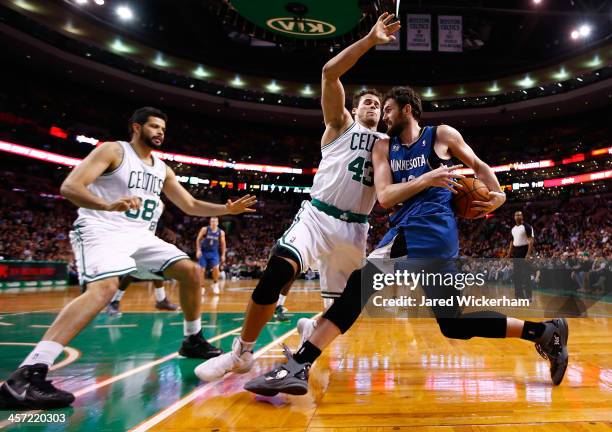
xmin=277 ymin=294 xmax=286 ymax=307
xmin=238 ymin=337 xmax=255 ymax=353
xmin=323 ymin=297 xmax=333 ymax=309
xmin=20 ymin=341 xmax=64 ymax=367
xmin=183 ymin=319 xmax=201 ymax=336
xmin=154 ymin=287 xmax=166 ymax=302
xmin=112 ymin=289 xmax=126 ymax=302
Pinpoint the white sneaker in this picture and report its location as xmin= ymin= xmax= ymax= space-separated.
xmin=212 ymin=282 xmax=220 ymax=295
xmin=297 ymin=318 xmax=317 ymax=346
xmin=194 ymin=337 xmax=253 ymax=381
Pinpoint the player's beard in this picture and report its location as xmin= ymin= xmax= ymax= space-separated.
xmin=142 ymin=133 xmax=163 ymax=149
xmin=387 ymin=117 xmax=409 ymax=137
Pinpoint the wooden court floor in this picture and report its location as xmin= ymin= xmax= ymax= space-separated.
xmin=0 ymin=280 xmax=611 ymax=431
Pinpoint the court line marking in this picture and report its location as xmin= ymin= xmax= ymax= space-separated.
xmin=0 ymin=326 xmax=241 ymax=430
xmin=94 ymin=324 xmax=138 ymax=328
xmin=129 ymin=313 xmax=320 ymax=432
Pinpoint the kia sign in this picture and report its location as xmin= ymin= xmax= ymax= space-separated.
xmin=266 ymin=17 xmax=336 ymax=36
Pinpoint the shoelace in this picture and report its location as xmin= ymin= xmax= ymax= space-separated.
xmin=535 ymin=332 xmax=561 ymax=361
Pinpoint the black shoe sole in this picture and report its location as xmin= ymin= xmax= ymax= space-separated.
xmin=245 ymin=382 xmax=308 ymax=397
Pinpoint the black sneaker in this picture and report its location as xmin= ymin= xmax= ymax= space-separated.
xmin=535 ymin=318 xmax=569 ymax=385
xmin=244 ymin=344 xmax=310 ymax=396
xmin=105 ymin=300 xmax=121 ymax=316
xmin=0 ymin=364 xmax=75 ymax=409
xmin=155 ymin=298 xmax=179 ymax=311
xmin=178 ymin=331 xmax=223 ymax=359
xmin=274 ymin=305 xmax=289 ymax=322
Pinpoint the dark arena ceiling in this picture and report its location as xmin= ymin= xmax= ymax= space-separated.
xmin=1 ymin=0 xmax=611 ymax=121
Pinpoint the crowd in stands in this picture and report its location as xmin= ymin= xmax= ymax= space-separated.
xmin=1 ymin=162 xmax=609 ymax=279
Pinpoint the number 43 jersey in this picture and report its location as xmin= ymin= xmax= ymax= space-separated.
xmin=74 ymin=140 xmax=167 ymax=231
xmin=310 ymin=121 xmax=387 ymax=215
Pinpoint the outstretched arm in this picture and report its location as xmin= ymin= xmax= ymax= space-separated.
xmin=321 ymin=13 xmax=400 ymax=134
xmin=163 ymin=166 xmax=257 ymax=217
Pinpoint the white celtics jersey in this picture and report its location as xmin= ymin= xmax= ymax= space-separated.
xmin=311 ymin=121 xmax=387 ymax=215
xmin=74 ymin=141 xmax=167 ymax=231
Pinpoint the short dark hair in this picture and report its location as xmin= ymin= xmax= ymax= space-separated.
xmin=383 ymin=86 xmax=422 ymax=121
xmin=128 ymin=107 xmax=167 ymax=137
xmin=352 ymin=88 xmax=382 ymax=109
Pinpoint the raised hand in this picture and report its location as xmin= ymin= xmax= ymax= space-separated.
xmin=367 ymin=12 xmax=401 ymax=45
xmin=226 ymin=195 xmax=257 ymax=214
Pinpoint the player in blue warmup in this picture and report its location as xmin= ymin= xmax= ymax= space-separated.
xmin=196 ymin=217 xmax=225 ymax=295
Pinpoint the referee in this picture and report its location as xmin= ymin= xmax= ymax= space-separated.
xmin=507 ymin=211 xmax=534 ymax=299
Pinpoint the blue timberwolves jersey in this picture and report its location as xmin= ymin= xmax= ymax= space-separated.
xmin=388 ymin=126 xmax=454 ymax=227
xmin=200 ymin=228 xmax=220 ymax=253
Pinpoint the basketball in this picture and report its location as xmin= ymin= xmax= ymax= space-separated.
xmin=452 ymin=177 xmax=490 ymax=219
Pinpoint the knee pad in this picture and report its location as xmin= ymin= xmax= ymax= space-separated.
xmin=251 ymin=255 xmax=297 ymax=305
xmin=322 ymin=268 xmax=364 ymax=334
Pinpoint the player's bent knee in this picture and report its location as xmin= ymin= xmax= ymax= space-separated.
xmin=165 ymin=259 xmax=199 ymax=284
xmin=87 ymin=280 xmax=119 ymax=305
xmin=251 ymin=255 xmax=297 ymax=305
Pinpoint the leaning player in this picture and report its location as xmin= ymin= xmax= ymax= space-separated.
xmin=0 ymin=107 xmax=256 ymax=409
xmin=196 ymin=217 xmax=225 ymax=295
xmin=245 ymin=86 xmax=569 ymax=396
xmin=194 ymin=13 xmax=400 ymax=381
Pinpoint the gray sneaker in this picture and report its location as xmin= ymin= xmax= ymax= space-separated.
xmin=244 ymin=344 xmax=310 ymax=396
xmin=106 ymin=300 xmax=121 ymax=316
xmin=535 ymin=318 xmax=569 ymax=385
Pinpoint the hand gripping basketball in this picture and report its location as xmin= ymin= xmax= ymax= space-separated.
xmin=424 ymin=164 xmax=466 ymax=194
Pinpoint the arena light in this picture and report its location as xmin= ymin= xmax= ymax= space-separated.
xmin=517 ymin=75 xmax=535 ymax=88
xmin=579 ymin=24 xmax=592 ymax=37
xmin=487 ymin=82 xmax=500 ymax=92
xmin=116 ymin=5 xmax=134 ymax=21
xmin=423 ymin=87 xmax=436 ymax=98
xmin=94 ymin=0 xmax=104 ymax=4
xmin=586 ymin=54 xmax=601 ymax=68
xmin=75 ymin=0 xmax=87 ymax=4
xmin=230 ymin=75 xmax=245 ymax=87
xmin=266 ymin=80 xmax=282 ymax=93
xmin=110 ymin=38 xmax=134 ymax=54
xmin=570 ymin=30 xmax=580 ymax=40
xmin=193 ymin=65 xmax=210 ymax=78
xmin=13 ymin=0 xmax=39 ymax=12
xmin=532 ymin=0 xmax=542 ymax=3
xmin=552 ymin=66 xmax=569 ymax=80
xmin=153 ymin=53 xmax=170 ymax=68
xmin=300 ymin=85 xmax=314 ymax=96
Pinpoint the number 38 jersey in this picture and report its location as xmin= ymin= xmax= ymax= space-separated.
xmin=310 ymin=121 xmax=387 ymax=215
xmin=74 ymin=140 xmax=167 ymax=231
